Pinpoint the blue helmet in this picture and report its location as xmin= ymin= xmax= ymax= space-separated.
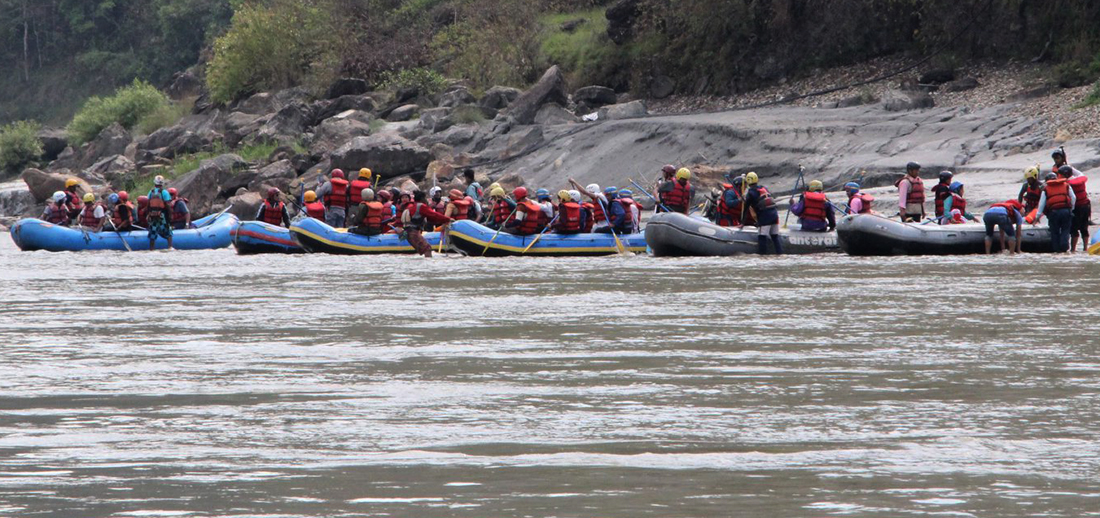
xmin=603 ymin=186 xmax=618 ymax=200
xmin=844 ymin=182 xmax=860 ymax=192
xmin=535 ymin=188 xmax=550 ymax=200
xmin=949 ymin=181 xmax=963 ymax=193
xmin=107 ymin=193 xmax=120 ymax=204
xmin=618 ymin=189 xmax=633 ymax=198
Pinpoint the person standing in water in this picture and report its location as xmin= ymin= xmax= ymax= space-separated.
xmin=147 ymin=176 xmax=174 ymax=250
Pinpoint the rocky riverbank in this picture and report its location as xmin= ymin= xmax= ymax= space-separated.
xmin=2 ymin=59 xmax=1098 ymax=230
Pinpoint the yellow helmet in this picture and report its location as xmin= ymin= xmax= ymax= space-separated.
xmin=808 ymin=180 xmax=823 ymax=192
xmin=359 ymin=168 xmax=372 ymax=179
xmin=675 ymin=167 xmax=691 ymax=181
xmin=82 ymin=193 xmax=95 ymax=203
xmin=558 ymin=190 xmax=571 ymax=202
xmin=745 ymin=171 xmax=759 ymax=185
xmin=65 ymin=178 xmax=80 ymax=189
xmin=489 ymin=182 xmax=501 ymax=192
xmin=489 ymin=186 xmax=506 ymax=199
xmin=304 ymin=190 xmax=317 ymax=202
xmin=1024 ymin=166 xmax=1039 ymax=180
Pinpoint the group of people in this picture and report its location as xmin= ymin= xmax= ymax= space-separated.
xmin=41 ymin=175 xmax=191 ymax=249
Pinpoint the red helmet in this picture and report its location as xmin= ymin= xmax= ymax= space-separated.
xmin=168 ymin=188 xmax=178 ymax=197
xmin=137 ymin=195 xmax=149 ymax=206
xmin=378 ymin=190 xmax=392 ymax=201
xmin=331 ymin=169 xmax=345 ymax=179
xmin=267 ymin=187 xmax=279 ymax=198
xmin=118 ymin=191 xmax=129 ymax=202
xmin=513 ymin=186 xmax=528 ymax=199
xmin=449 ymin=189 xmax=463 ymax=199
xmin=662 ymin=164 xmax=676 ymax=175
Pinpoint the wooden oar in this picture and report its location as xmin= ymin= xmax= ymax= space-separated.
xmin=598 ymin=198 xmax=629 ymax=255
xmin=106 ymin=217 xmax=132 ymax=252
xmin=481 ymin=204 xmax=520 ymax=255
xmin=521 ymin=214 xmax=560 ymax=254
xmin=782 ymin=165 xmax=805 ymax=229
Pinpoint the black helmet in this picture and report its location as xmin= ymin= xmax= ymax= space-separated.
xmin=1044 ymin=172 xmax=1057 ymax=181
xmin=1052 ymin=149 xmax=1066 ymax=159
xmin=906 ymin=161 xmax=921 ymax=171
xmin=1058 ymin=165 xmax=1073 ymax=177
xmin=938 ymin=170 xmax=953 ymax=181
xmin=732 ymin=176 xmax=743 ymax=186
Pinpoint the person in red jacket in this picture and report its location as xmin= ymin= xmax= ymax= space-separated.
xmin=255 ymin=188 xmax=291 ymax=228
xmin=302 ymin=190 xmax=326 ymax=220
xmin=1064 ymin=165 xmax=1091 ymax=252
xmin=402 ymin=190 xmax=451 ymax=257
xmin=506 ymin=187 xmax=542 ymax=236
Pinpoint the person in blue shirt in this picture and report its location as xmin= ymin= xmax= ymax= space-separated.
xmin=146 ymin=175 xmax=174 ymax=250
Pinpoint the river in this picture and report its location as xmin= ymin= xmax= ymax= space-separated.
xmin=1 ymin=236 xmax=1099 ymax=517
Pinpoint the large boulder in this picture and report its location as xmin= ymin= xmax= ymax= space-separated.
xmin=0 ymin=184 xmax=35 ymax=217
xmin=440 ymin=88 xmax=476 ymax=108
xmin=248 ymin=159 xmax=297 ymax=192
xmin=504 ymin=66 xmax=569 ymax=125
xmin=227 ymin=190 xmax=264 ymax=221
xmin=253 ymin=102 xmax=312 ymax=144
xmin=80 ymin=122 xmax=132 ymax=169
xmin=171 ymin=154 xmax=247 ymax=215
xmin=649 ymin=76 xmax=675 ymax=99
xmin=330 ymin=134 xmax=431 ymax=179
xmin=21 ymin=168 xmax=92 ymax=203
xmin=387 ymin=104 xmax=420 ymax=122
xmin=83 ymin=155 xmax=136 ymax=188
xmin=418 ymin=107 xmax=453 ymax=133
xmin=881 ymin=90 xmax=935 ymax=111
xmin=36 ymin=128 xmax=69 ymax=161
xmin=310 ymin=115 xmax=373 ymax=155
xmin=167 ymin=70 xmax=204 ymax=100
xmin=573 ymin=86 xmax=617 ymax=107
xmin=598 ymin=100 xmax=647 ymax=120
xmin=534 ymin=104 xmax=580 ymax=125
xmin=326 ymin=78 xmax=369 ymax=99
xmin=479 ymin=86 xmax=522 ymax=111
xmin=477 ymin=126 xmax=544 ymax=161
xmin=314 ymin=95 xmax=376 ymax=123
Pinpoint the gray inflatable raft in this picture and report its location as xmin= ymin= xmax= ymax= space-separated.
xmin=836 ymin=214 xmax=1054 ymax=255
xmin=644 ymin=212 xmax=841 ymax=256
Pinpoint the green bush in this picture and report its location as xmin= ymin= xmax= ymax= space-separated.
xmin=540 ymin=9 xmax=623 ymax=88
xmin=136 ymin=99 xmax=192 ymax=136
xmin=378 ymin=67 xmax=449 ymax=96
xmin=449 ymin=105 xmax=486 ymax=124
xmin=0 ymin=120 xmax=42 ymax=174
xmin=206 ymin=0 xmax=340 ymax=104
xmin=67 ymin=79 xmax=169 ymax=144
xmin=431 ymin=0 xmax=544 ymax=88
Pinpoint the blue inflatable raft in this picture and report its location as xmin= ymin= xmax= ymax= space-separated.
xmin=289 ymin=217 xmax=442 ymax=254
xmin=10 ymin=213 xmax=237 ymax=252
xmin=231 ymin=220 xmax=304 ymax=254
xmin=447 ymin=220 xmax=646 ymax=257
xmin=1090 ymin=231 xmax=1100 ymax=256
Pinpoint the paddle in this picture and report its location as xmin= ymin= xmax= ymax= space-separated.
xmin=106 ymin=216 xmax=132 ymax=252
xmin=627 ymin=178 xmax=673 ymax=213
xmin=482 ymin=204 xmax=520 ymax=255
xmin=782 ymin=165 xmax=806 ymax=229
xmin=521 ymin=214 xmax=560 ymax=254
xmin=598 ymin=197 xmax=630 ymax=255
xmin=197 ymin=204 xmax=234 ymax=228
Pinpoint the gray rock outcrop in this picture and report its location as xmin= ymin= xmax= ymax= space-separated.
xmin=330 ymin=134 xmax=431 ymax=179
xmin=504 ymin=66 xmax=568 ymax=125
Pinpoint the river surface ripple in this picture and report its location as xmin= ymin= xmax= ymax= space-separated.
xmin=1 ymin=237 xmax=1099 ymax=517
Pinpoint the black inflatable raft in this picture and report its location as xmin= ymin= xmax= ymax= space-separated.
xmin=836 ymin=214 xmax=1054 ymax=255
xmin=644 ymin=212 xmax=841 ymax=256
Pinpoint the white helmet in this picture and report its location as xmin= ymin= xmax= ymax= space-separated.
xmin=585 ymin=183 xmax=600 ymax=193
xmin=569 ymin=190 xmax=582 ymax=202
xmin=361 ymin=188 xmax=375 ymax=202
xmin=52 ymin=191 xmax=66 ymax=203
xmin=429 ymin=186 xmax=442 ymax=197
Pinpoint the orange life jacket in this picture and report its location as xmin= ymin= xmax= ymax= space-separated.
xmin=492 ymin=200 xmax=514 ymax=224
xmin=663 ymin=181 xmax=692 ymax=213
xmin=147 ymin=189 xmax=168 ymax=220
xmin=801 ymin=191 xmax=828 ymax=222
xmin=79 ymin=203 xmax=103 ymax=228
xmin=325 ymin=178 xmax=349 ymax=208
xmin=349 ymin=179 xmax=371 ymax=205
xmin=850 ymin=193 xmax=874 ymax=214
xmin=112 ymin=202 xmax=134 ymax=228
xmin=170 ymin=198 xmax=189 ymax=226
xmin=261 ymin=200 xmax=285 ymax=226
xmin=1045 ymin=178 xmax=1071 ymax=211
xmin=360 ymin=201 xmax=384 ymax=231
xmin=556 ymin=202 xmax=582 ymax=232
xmin=305 ymin=201 xmax=326 ymax=220
xmin=902 ymin=175 xmax=925 ymax=204
xmin=449 ymin=197 xmax=471 ymax=220
xmin=516 ymin=200 xmax=542 ymax=234
xmin=1068 ymin=176 xmax=1089 ymax=208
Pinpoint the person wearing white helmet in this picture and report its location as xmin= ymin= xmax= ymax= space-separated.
xmin=428 ymin=186 xmax=445 ymax=213
xmin=42 ymin=191 xmax=72 ymax=226
xmin=567 ymin=179 xmax=611 ymax=232
xmin=146 ymin=175 xmax=174 ymax=249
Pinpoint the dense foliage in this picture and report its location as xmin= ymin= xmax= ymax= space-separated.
xmin=67 ymin=80 xmax=171 ymax=144
xmin=0 ymin=120 xmax=41 ymax=173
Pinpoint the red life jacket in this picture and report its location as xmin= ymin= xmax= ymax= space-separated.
xmin=1022 ymin=182 xmax=1042 ymax=211
xmin=716 ymin=186 xmax=741 ymax=226
xmin=949 ymin=193 xmax=966 ymax=214
xmin=516 ymin=200 xmax=542 ymax=234
xmin=751 ymin=186 xmax=775 ymax=213
xmin=1068 ymin=176 xmax=1089 ymax=207
xmin=618 ymin=198 xmax=641 ymax=231
xmin=802 ymin=191 xmax=828 ymax=222
xmin=588 ymin=199 xmax=609 ymax=224
xmin=44 ymin=204 xmax=70 ymax=225
xmin=492 ymin=200 xmax=514 ymax=224
xmin=1045 ymin=178 xmax=1071 ymax=211
xmin=305 ymin=201 xmax=326 ymax=220
xmin=580 ymin=203 xmax=596 ymax=232
xmin=852 ymin=193 xmax=874 ymax=214
xmin=901 ymin=175 xmax=925 ymax=204
xmin=360 ymin=201 xmax=384 ymax=231
xmin=79 ymin=203 xmax=103 ymax=228
xmin=147 ymin=190 xmax=168 ymax=220
xmin=556 ymin=202 xmax=582 ymax=232
xmin=137 ymin=205 xmax=148 ymax=227
xmin=663 ymin=181 xmax=692 ymax=212
xmin=112 ymin=202 xmax=134 ymax=228
xmin=325 ymin=178 xmax=349 ymax=208
xmin=991 ymin=201 xmax=1022 ymax=220
xmin=349 ymin=179 xmax=371 ymax=205
xmin=261 ymin=200 xmax=285 ymax=226
xmin=170 ymin=198 xmax=189 ymax=226
xmin=429 ymin=199 xmax=446 ymax=214
xmin=449 ymin=198 xmax=471 ymax=220
xmin=932 ymin=183 xmax=952 ymax=216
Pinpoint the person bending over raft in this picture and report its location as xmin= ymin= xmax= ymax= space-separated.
xmin=77 ymin=193 xmax=107 ymax=232
xmin=983 ymin=199 xmax=1025 ymax=254
xmin=302 ymin=190 xmax=326 ymax=220
xmin=401 ymin=190 xmax=451 ymax=257
xmin=506 ymin=187 xmax=543 ymax=236
xmin=844 ymin=182 xmax=874 ymax=214
xmin=931 ymin=170 xmax=953 ymax=219
xmin=349 ymin=188 xmax=386 ymax=236
xmin=1033 ymin=166 xmax=1077 ymax=253
xmin=741 ymin=172 xmax=783 ymax=255
xmin=257 ymin=188 xmax=291 ymax=228
xmin=146 ymin=176 xmax=174 ymax=249
xmin=1018 ymin=166 xmax=1042 ymax=215
xmin=553 ymin=190 xmax=587 ymax=234
xmin=790 ymin=180 xmax=836 ymax=232
xmin=940 ymin=182 xmax=978 ymax=224
xmin=895 ymin=162 xmax=926 ymax=223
